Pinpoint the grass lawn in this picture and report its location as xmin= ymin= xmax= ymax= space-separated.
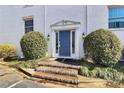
xmin=0 ymin=57 xmax=48 ymax=68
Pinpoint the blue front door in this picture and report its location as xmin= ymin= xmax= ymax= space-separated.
xmin=59 ymin=31 xmax=70 ymax=56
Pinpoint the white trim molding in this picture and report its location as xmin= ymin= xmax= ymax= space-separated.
xmin=51 ymin=20 xmax=80 ymax=59
xmin=109 ymin=28 xmax=124 ymax=31
xmin=51 ymin=20 xmax=80 ymax=31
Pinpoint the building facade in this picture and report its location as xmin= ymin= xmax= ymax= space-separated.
xmin=0 ymin=5 xmax=123 ymax=59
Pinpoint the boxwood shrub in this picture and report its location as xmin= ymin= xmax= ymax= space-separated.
xmin=0 ymin=44 xmax=16 ymax=58
xmin=83 ymin=29 xmax=122 ymax=67
xmin=20 ymin=31 xmax=47 ymax=60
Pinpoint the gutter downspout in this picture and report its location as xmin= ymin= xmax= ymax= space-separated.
xmin=44 ymin=5 xmax=46 ymax=36
xmin=82 ymin=5 xmax=88 ymax=59
xmin=86 ymin=5 xmax=88 ymax=35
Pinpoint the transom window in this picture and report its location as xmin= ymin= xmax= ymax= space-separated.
xmin=24 ymin=18 xmax=33 ymax=33
xmin=109 ymin=7 xmax=124 ymax=28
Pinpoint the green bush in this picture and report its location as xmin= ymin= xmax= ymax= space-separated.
xmin=15 ymin=60 xmax=38 ymax=68
xmin=0 ymin=44 xmax=16 ymax=58
xmin=20 ymin=31 xmax=48 ymax=60
xmin=83 ymin=29 xmax=122 ymax=67
xmin=79 ymin=62 xmax=124 ymax=84
xmin=90 ymin=67 xmax=102 ymax=77
xmin=81 ymin=61 xmax=95 ymax=70
xmin=79 ymin=66 xmax=90 ymax=77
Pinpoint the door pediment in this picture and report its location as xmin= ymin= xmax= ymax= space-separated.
xmin=51 ymin=20 xmax=80 ymax=27
xmin=51 ymin=20 xmax=80 ymax=30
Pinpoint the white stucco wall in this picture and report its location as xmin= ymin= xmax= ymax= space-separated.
xmin=111 ymin=29 xmax=124 ymax=46
xmin=87 ymin=5 xmax=108 ymax=34
xmin=0 ymin=5 xmax=111 ymax=59
xmin=0 ymin=5 xmax=45 ymax=57
xmin=45 ymin=5 xmax=87 ymax=59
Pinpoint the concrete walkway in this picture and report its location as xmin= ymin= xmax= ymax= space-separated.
xmin=78 ymin=75 xmax=108 ymax=88
xmin=0 ymin=65 xmax=52 ymax=88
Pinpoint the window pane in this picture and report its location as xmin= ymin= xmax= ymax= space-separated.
xmin=25 ymin=27 xmax=33 ymax=33
xmin=109 ymin=7 xmax=124 ymax=18
xmin=116 ymin=22 xmax=120 ymax=28
xmin=72 ymin=31 xmax=75 ymax=54
xmin=25 ymin=20 xmax=33 ymax=26
xmin=109 ymin=21 xmax=124 ymax=28
xmin=24 ymin=19 xmax=33 ymax=33
xmin=109 ymin=22 xmax=115 ymax=28
xmin=119 ymin=21 xmax=124 ymax=28
xmin=109 ymin=7 xmax=124 ymax=29
xmin=56 ymin=32 xmax=59 ymax=53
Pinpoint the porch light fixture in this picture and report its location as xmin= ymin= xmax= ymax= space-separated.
xmin=47 ymin=34 xmax=50 ymax=41
xmin=82 ymin=32 xmax=86 ymax=40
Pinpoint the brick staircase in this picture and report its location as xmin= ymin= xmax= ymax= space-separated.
xmin=32 ymin=59 xmax=81 ymax=84
xmin=17 ymin=58 xmax=81 ymax=85
xmin=18 ymin=58 xmax=109 ymax=87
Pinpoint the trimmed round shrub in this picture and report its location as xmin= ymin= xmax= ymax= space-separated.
xmin=83 ymin=29 xmax=122 ymax=67
xmin=20 ymin=31 xmax=47 ymax=60
xmin=0 ymin=44 xmax=16 ymax=58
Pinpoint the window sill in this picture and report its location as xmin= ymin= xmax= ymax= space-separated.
xmin=109 ymin=28 xmax=124 ymax=31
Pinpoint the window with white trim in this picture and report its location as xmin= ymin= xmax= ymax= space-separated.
xmin=24 ymin=18 xmax=33 ymax=33
xmin=109 ymin=7 xmax=124 ymax=28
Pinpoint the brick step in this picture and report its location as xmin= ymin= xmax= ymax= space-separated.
xmin=35 ymin=66 xmax=78 ymax=76
xmin=38 ymin=63 xmax=81 ymax=69
xmin=33 ymin=71 xmax=79 ymax=84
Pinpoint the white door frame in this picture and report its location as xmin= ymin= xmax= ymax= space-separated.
xmin=54 ymin=30 xmax=75 ymax=58
xmin=51 ymin=24 xmax=80 ymax=59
